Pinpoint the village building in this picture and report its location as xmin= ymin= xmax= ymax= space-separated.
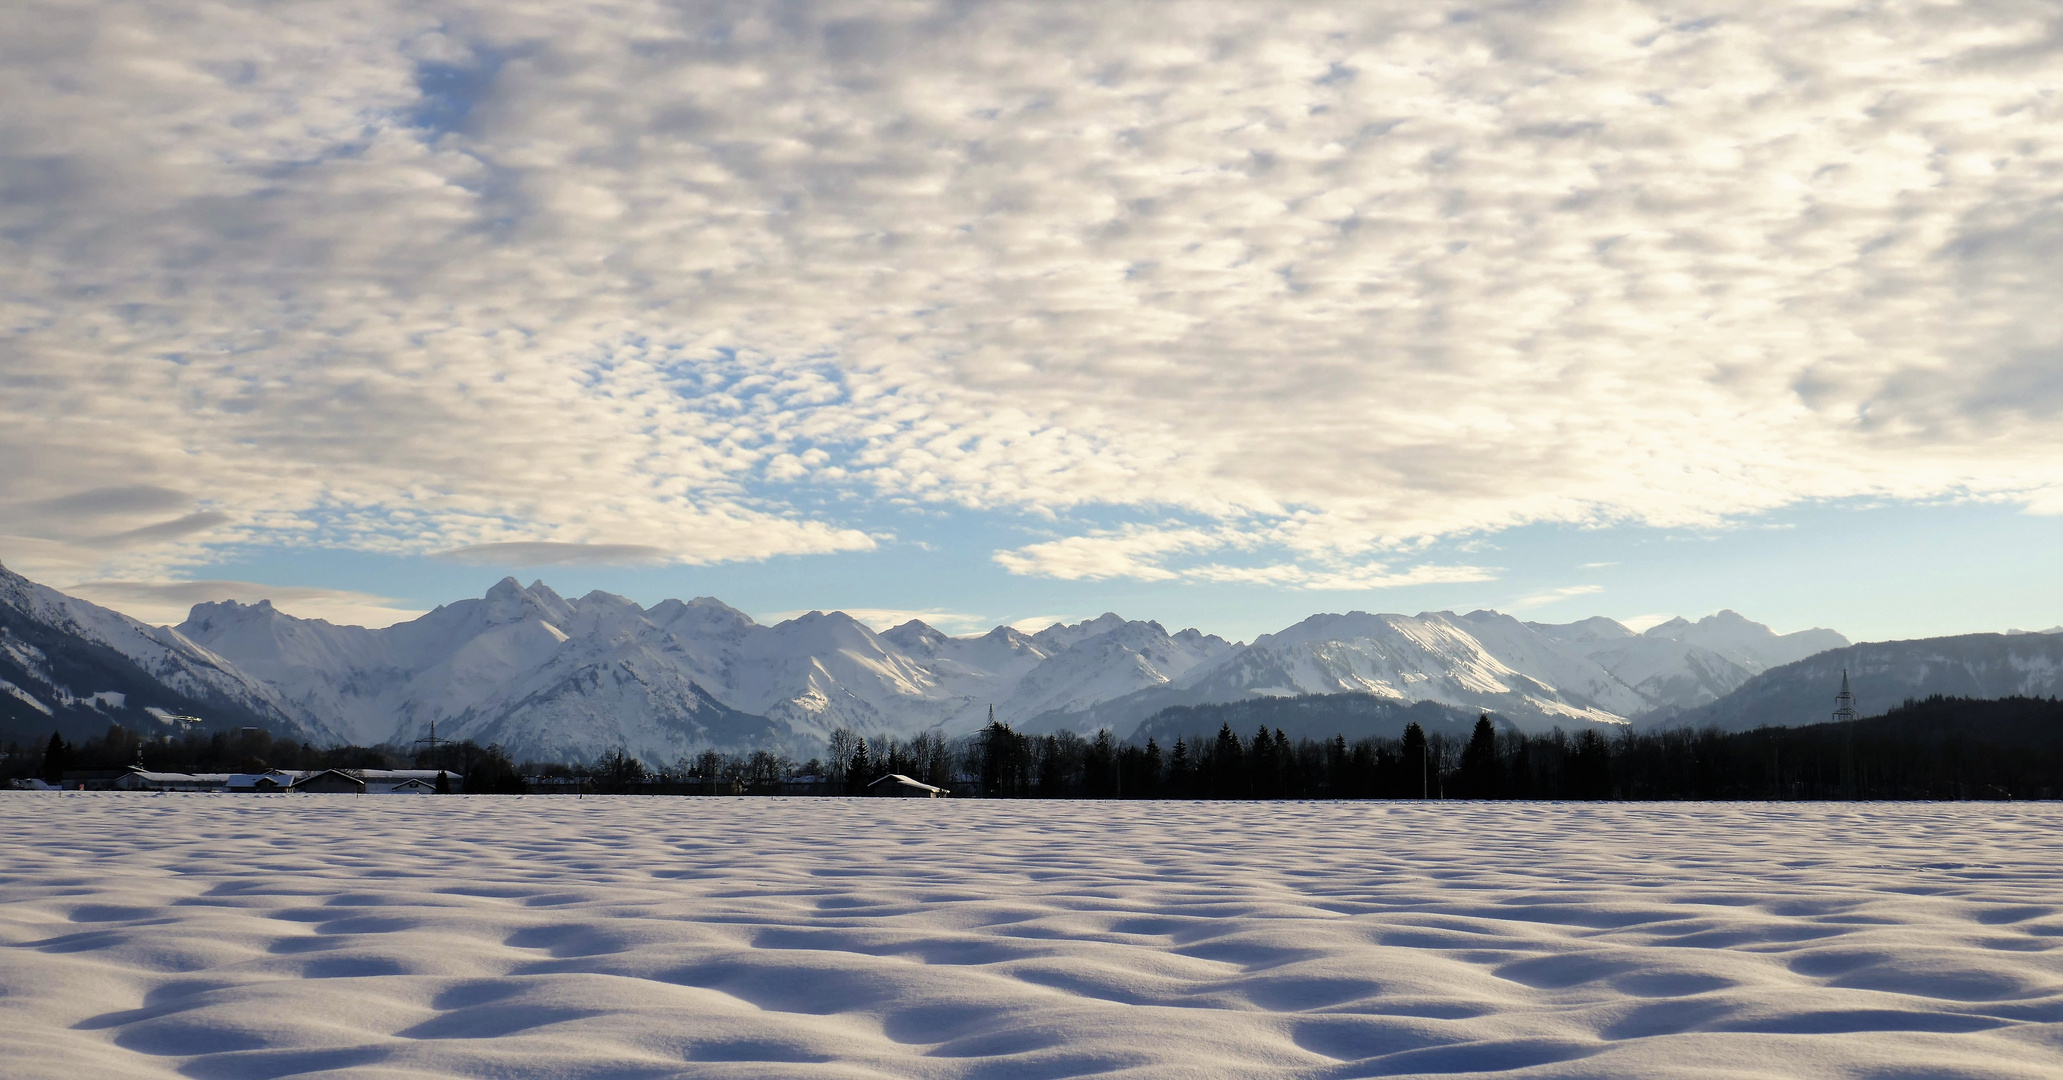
xmin=865 ymin=773 xmax=948 ymax=798
xmin=290 ymin=769 xmax=367 ymax=794
xmin=73 ymin=767 xmax=462 ymax=794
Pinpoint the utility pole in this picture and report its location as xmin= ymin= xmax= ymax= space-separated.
xmin=1832 ymin=670 xmax=1859 ymax=800
xmin=412 ymin=720 xmax=450 ymax=769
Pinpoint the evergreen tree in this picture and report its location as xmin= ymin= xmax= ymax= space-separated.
xmin=434 ymin=769 xmax=452 ymax=794
xmin=1212 ymin=723 xmax=1244 ymax=798
xmin=849 ymin=740 xmax=873 ymax=794
xmin=1401 ymin=722 xmax=1428 ymax=799
xmin=43 ymin=732 xmax=69 ymax=785
xmin=1456 ymin=716 xmax=1501 ymax=798
xmin=978 ymin=720 xmax=1019 ymax=797
xmin=1087 ymin=729 xmax=1118 ymax=798
xmin=1168 ymin=737 xmax=1191 ymax=797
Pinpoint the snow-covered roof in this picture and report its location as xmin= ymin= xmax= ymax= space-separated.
xmin=866 ymin=773 xmax=946 ymax=794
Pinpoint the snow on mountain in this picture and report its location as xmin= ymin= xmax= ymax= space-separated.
xmin=1154 ymin=611 xmax=1641 ymax=733
xmin=1011 ymin=619 xmax=1237 ymax=734
xmin=0 ymin=560 xmax=316 ymax=742
xmin=180 ymin=579 xmax=770 ymax=762
xmin=1650 ymin=633 xmax=2063 ymax=732
xmin=1037 ymin=609 xmax=1851 ymax=740
xmin=1529 ymin=610 xmax=1849 ymax=713
xmin=175 ymin=581 xmax=1234 ymax=761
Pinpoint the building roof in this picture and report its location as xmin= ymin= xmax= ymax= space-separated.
xmin=291 ymin=769 xmax=367 ymax=791
xmin=866 ymin=773 xmax=947 ymax=795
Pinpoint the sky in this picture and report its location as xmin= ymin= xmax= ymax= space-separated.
xmin=1 ymin=0 xmax=2058 ymax=643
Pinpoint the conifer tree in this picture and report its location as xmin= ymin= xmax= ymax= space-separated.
xmin=1212 ymin=723 xmax=1244 ymax=798
xmin=1401 ymin=722 xmax=1428 ymax=799
xmin=1457 ymin=716 xmax=1501 ymax=798
xmin=1168 ymin=737 xmax=1191 ymax=797
xmin=849 ymin=740 xmax=873 ymax=794
xmin=43 ymin=732 xmax=69 ymax=785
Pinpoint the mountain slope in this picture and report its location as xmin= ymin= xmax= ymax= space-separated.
xmin=1648 ymin=633 xmax=2063 ymax=732
xmin=0 ymin=561 xmax=314 ymax=743
xmin=179 ymin=579 xmax=782 ymax=762
xmin=1050 ymin=611 xmax=1645 ymax=738
xmin=1528 ymin=610 xmax=1849 ymax=712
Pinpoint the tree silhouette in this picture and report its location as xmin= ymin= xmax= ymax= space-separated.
xmin=1401 ymin=722 xmax=1428 ymax=799
xmin=43 ymin=731 xmax=69 ymax=785
xmin=1456 ymin=716 xmax=1501 ymax=798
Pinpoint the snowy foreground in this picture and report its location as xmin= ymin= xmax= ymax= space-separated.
xmin=4 ymin=796 xmax=2061 ymax=1080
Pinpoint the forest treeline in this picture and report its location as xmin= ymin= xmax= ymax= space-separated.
xmin=971 ymin=695 xmax=2063 ymax=800
xmin=8 ymin=695 xmax=2058 ymax=800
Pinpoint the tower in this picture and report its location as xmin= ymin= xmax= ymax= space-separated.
xmin=1830 ymin=670 xmax=1858 ymax=723
xmin=413 ymin=719 xmax=451 ymax=767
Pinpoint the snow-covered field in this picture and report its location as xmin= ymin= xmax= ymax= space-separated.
xmin=4 ymin=795 xmax=2061 ymax=1079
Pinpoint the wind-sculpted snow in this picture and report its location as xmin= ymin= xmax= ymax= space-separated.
xmin=5 ymin=796 xmax=2062 ymax=1079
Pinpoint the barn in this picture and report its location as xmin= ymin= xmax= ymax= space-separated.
xmin=291 ymin=769 xmax=367 ymax=794
xmin=865 ymin=773 xmax=948 ymax=798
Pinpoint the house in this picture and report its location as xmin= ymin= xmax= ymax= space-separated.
xmin=112 ymin=768 xmax=231 ymax=792
xmin=57 ymin=769 xmax=129 ymax=790
xmin=371 ymin=776 xmax=438 ymax=794
xmin=772 ymin=775 xmax=830 ymax=797
xmin=291 ymin=769 xmax=367 ymax=794
xmin=226 ymin=771 xmax=299 ymax=792
xmin=865 ymin=773 xmax=948 ymax=798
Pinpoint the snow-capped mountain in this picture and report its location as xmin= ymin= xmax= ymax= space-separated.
xmin=1649 ymin=633 xmax=2063 ymax=733
xmin=0 ymin=560 xmax=313 ymax=742
xmin=174 ymin=578 xmax=1238 ymax=763
xmin=1527 ymin=610 xmax=1848 ymax=712
xmin=1020 ymin=609 xmax=1850 ymax=738
xmin=171 ymin=575 xmax=1856 ymax=756
xmin=179 ymin=581 xmax=774 ymax=762
xmin=0 ymin=562 xmax=1871 ymax=761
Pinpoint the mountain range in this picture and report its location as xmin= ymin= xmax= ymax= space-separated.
xmin=1648 ymin=633 xmax=2063 ymax=733
xmin=0 ymin=563 xmax=305 ymax=741
xmin=3 ymin=560 xmax=2051 ymax=764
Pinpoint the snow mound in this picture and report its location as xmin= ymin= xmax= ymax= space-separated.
xmin=3 ymin=795 xmax=2059 ymax=1079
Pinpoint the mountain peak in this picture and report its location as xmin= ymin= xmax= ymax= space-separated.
xmin=1643 ymin=616 xmax=1693 ymax=637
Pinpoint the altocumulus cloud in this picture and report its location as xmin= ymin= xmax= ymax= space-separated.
xmin=1 ymin=0 xmax=2059 ymax=588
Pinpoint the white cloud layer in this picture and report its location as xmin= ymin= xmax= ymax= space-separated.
xmin=2 ymin=0 xmax=2059 ymax=586
xmin=61 ymin=580 xmax=426 ymax=629
xmin=757 ymin=606 xmax=994 ymax=635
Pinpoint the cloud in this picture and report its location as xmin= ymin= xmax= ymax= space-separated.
xmin=1006 ymin=615 xmax=1079 ymax=635
xmin=994 ymin=522 xmax=1493 ymax=590
xmin=63 ymin=579 xmax=426 ymax=629
xmin=1512 ymin=584 xmax=1606 ymax=610
xmin=83 ymin=512 xmax=232 ymax=550
xmin=432 ymin=542 xmax=676 ymax=566
xmin=1618 ymin=613 xmax=1678 ymax=633
xmin=1 ymin=1 xmax=2059 ymax=588
xmin=757 ymin=607 xmax=992 ymax=635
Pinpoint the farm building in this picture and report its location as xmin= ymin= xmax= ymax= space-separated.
xmin=865 ymin=773 xmax=948 ymax=798
xmin=291 ymin=769 xmax=367 ymax=794
xmin=80 ymin=767 xmax=462 ymax=794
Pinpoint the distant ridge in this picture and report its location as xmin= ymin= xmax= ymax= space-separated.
xmin=0 ymin=561 xmax=312 ymax=743
xmin=0 ymin=563 xmax=1969 ymax=764
xmin=1644 ymin=633 xmax=2063 ymax=733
